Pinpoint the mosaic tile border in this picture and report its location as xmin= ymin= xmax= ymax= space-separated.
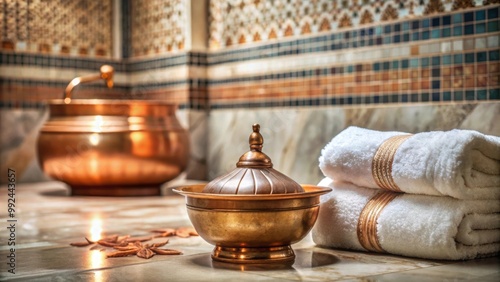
xmin=209 ymin=90 xmax=500 ymax=110
xmin=0 ymin=53 xmax=126 ymax=72
xmin=0 ymin=51 xmax=206 ymax=71
xmin=208 ymin=6 xmax=500 ymax=65
xmin=1 ymin=6 xmax=499 ymax=110
xmin=2 ymin=7 xmax=498 ymax=70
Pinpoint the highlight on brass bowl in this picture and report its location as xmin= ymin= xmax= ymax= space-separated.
xmin=37 ymin=99 xmax=190 ymax=196
xmin=173 ymin=184 xmax=331 ymax=264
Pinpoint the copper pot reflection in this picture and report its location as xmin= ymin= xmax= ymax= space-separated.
xmin=37 ymin=100 xmax=189 ymax=196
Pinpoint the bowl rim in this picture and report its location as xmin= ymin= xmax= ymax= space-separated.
xmin=173 ymin=184 xmax=331 ymax=200
xmin=47 ymin=99 xmax=180 ymax=105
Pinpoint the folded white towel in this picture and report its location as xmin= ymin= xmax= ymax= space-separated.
xmin=312 ymin=178 xmax=500 ymax=260
xmin=319 ymin=126 xmax=500 ymax=200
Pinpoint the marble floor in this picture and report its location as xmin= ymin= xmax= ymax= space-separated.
xmin=0 ymin=181 xmax=498 ymax=281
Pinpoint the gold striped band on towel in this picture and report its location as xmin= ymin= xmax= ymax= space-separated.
xmin=357 ymin=191 xmax=400 ymax=253
xmin=371 ymin=134 xmax=412 ymax=192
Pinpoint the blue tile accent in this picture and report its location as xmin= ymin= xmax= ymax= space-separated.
xmin=476 ymin=23 xmax=486 ymax=33
xmin=464 ymin=11 xmax=474 ymax=22
xmin=465 ymin=52 xmax=475 ymax=63
xmin=477 ymin=51 xmax=487 ymax=62
xmin=442 ymin=15 xmax=451 ymax=26
xmin=431 ymin=29 xmax=440 ymax=38
xmin=443 ymin=91 xmax=451 ymax=101
xmin=390 ymin=94 xmax=398 ymax=103
xmin=454 ymin=91 xmax=464 ymax=101
xmin=477 ymin=89 xmax=487 ymax=100
xmin=453 ymin=26 xmax=462 ymax=36
xmin=476 ymin=10 xmax=486 ymax=21
xmin=401 ymin=94 xmax=409 ymax=103
xmin=490 ymin=89 xmax=500 ymax=100
xmin=421 ymin=92 xmax=429 ymax=102
xmin=394 ymin=23 xmax=401 ymax=32
xmin=432 ymin=17 xmax=440 ymax=27
xmin=443 ymin=55 xmax=452 ymax=65
xmin=411 ymin=93 xmax=419 ymax=102
xmin=465 ymin=90 xmax=475 ymax=100
xmin=410 ymin=58 xmax=419 ymax=68
xmin=453 ymin=13 xmax=462 ymax=24
xmin=454 ymin=54 xmax=463 ymax=64
xmin=489 ymin=50 xmax=500 ymax=61
xmin=488 ymin=7 xmax=499 ymax=19
xmin=421 ymin=30 xmax=430 ymax=40
xmin=421 ymin=57 xmax=429 ymax=67
xmin=432 ymin=80 xmax=440 ymax=89
xmin=401 ymin=59 xmax=409 ymax=69
xmin=432 ymin=92 xmax=440 ymax=102
xmin=422 ymin=18 xmax=430 ymax=28
xmin=464 ymin=24 xmax=474 ymax=35
xmin=412 ymin=20 xmax=420 ymax=29
xmin=432 ymin=56 xmax=441 ymax=66
xmin=488 ymin=20 xmax=499 ymax=32
xmin=402 ymin=22 xmax=410 ymax=31
xmin=412 ymin=32 xmax=420 ymax=41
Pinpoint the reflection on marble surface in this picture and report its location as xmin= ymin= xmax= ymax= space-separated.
xmin=0 ymin=181 xmax=498 ymax=281
xmin=208 ymin=102 xmax=500 ymax=184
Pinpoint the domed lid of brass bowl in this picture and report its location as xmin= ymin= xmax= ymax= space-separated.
xmin=202 ymin=124 xmax=304 ymax=194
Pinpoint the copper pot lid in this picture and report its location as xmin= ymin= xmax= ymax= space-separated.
xmin=202 ymin=124 xmax=304 ymax=194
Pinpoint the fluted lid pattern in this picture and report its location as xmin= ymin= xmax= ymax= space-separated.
xmin=202 ymin=124 xmax=304 ymax=194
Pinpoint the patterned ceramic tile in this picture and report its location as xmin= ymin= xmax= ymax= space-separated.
xmin=208 ymin=0 xmax=495 ymax=50
xmin=130 ymin=0 xmax=187 ymax=57
xmin=1 ymin=0 xmax=112 ymax=57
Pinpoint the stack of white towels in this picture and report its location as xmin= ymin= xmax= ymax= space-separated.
xmin=312 ymin=126 xmax=500 ymax=260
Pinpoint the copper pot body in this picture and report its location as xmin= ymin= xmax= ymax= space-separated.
xmin=174 ymin=184 xmax=331 ymax=264
xmin=37 ymin=100 xmax=190 ymax=196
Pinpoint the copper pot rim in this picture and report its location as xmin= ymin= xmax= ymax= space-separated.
xmin=47 ymin=99 xmax=179 ymax=106
xmin=173 ymin=184 xmax=331 ymax=200
xmin=46 ymin=99 xmax=180 ymax=117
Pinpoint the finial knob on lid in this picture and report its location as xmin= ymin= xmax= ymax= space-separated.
xmin=236 ymin=124 xmax=273 ymax=168
xmin=202 ymin=124 xmax=304 ymax=194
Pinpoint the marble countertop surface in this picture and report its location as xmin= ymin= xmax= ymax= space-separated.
xmin=0 ymin=181 xmax=498 ymax=282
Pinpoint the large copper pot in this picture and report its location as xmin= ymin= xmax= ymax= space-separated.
xmin=37 ymin=66 xmax=189 ymax=196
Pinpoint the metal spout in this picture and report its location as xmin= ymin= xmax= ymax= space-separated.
xmin=63 ymin=65 xmax=114 ymax=104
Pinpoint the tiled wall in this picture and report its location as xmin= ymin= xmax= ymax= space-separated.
xmin=1 ymin=0 xmax=113 ymax=57
xmin=1 ymin=0 xmax=499 ymax=184
xmin=129 ymin=0 xmax=187 ymax=57
xmin=206 ymin=1 xmax=500 ymax=107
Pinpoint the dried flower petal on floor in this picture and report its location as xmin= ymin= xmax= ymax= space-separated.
xmin=175 ymin=227 xmax=199 ymax=238
xmin=71 ymin=231 xmax=185 ymax=259
xmin=125 ymin=236 xmax=153 ymax=243
xmin=106 ymin=249 xmax=138 ymax=258
xmin=70 ymin=241 xmax=92 ymax=247
xmin=136 ymin=248 xmax=155 ymax=259
xmin=151 ymin=248 xmax=183 ymax=255
xmin=151 ymin=228 xmax=176 ymax=236
xmin=144 ymin=240 xmax=169 ymax=248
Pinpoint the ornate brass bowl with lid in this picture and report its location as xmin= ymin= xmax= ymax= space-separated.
xmin=174 ymin=124 xmax=331 ymax=264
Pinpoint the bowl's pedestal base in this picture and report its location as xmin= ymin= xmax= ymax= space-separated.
xmin=70 ymin=185 xmax=161 ymax=196
xmin=211 ymin=245 xmax=295 ymax=264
